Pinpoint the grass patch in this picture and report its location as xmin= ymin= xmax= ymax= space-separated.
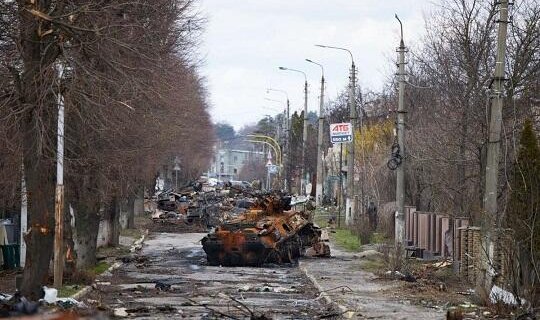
xmin=92 ymin=261 xmax=110 ymax=275
xmin=58 ymin=285 xmax=80 ymax=297
xmin=313 ymin=215 xmax=329 ymax=228
xmin=332 ymin=228 xmax=361 ymax=252
xmin=370 ymin=232 xmax=386 ymax=244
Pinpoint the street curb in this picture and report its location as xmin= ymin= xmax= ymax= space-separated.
xmin=300 ymin=264 xmax=349 ymax=316
xmin=70 ymin=229 xmax=148 ymax=300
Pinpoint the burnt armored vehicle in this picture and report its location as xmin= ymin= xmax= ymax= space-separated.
xmin=201 ymin=193 xmax=329 ymax=266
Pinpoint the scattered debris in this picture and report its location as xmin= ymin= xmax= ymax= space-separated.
xmin=456 ymin=288 xmax=475 ymax=296
xmin=384 ymin=270 xmax=416 ymax=282
xmin=55 ymin=297 xmax=85 ymax=310
xmin=113 ymin=307 xmax=128 ymax=317
xmin=357 ymin=249 xmax=383 ymax=259
xmin=433 ymin=260 xmax=452 ymax=268
xmin=489 ymin=285 xmax=523 ymax=306
xmin=238 ymin=284 xmax=297 ymax=293
xmin=42 ymin=286 xmax=58 ymax=304
xmin=155 ymin=281 xmax=171 ymax=292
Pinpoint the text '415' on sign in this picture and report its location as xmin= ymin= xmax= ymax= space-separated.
xmin=330 ymin=122 xmax=353 ymax=143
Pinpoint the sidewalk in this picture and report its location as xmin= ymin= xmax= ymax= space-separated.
xmin=301 ymin=241 xmax=445 ymax=319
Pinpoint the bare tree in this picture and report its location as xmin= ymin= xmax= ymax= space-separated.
xmin=0 ymin=0 xmax=213 ymax=298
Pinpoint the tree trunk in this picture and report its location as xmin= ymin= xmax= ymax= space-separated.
xmin=20 ymin=153 xmax=55 ymax=299
xmin=18 ymin=2 xmax=60 ymax=299
xmin=134 ymin=186 xmax=144 ymax=218
xmin=73 ymin=205 xmax=100 ymax=269
xmin=108 ymin=197 xmax=120 ymax=246
xmin=70 ymin=176 xmax=100 ymax=270
xmin=127 ymin=195 xmax=135 ymax=229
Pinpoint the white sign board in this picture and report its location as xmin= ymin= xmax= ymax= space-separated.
xmin=330 ymin=122 xmax=353 ymax=143
xmin=267 ymin=164 xmax=279 ymax=174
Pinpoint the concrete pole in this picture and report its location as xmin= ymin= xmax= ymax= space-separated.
xmin=302 ymin=80 xmax=308 ymax=195
xmin=338 ymin=143 xmax=343 ymax=228
xmin=483 ymin=0 xmax=509 ymax=288
xmin=306 ymin=58 xmax=325 ymax=206
xmin=53 ymin=64 xmax=65 ymax=288
xmin=284 ymin=99 xmax=290 ymax=192
xmin=277 ymin=67 xmax=308 ymax=195
xmin=266 ymin=89 xmax=290 ymax=192
xmin=20 ymin=166 xmax=27 ymax=268
xmin=314 ymin=45 xmax=356 ymax=222
xmin=282 ymin=98 xmax=291 ymax=192
xmin=316 ymin=75 xmax=325 ymax=206
xmin=345 ymin=62 xmax=357 ymax=225
xmin=395 ymin=15 xmax=407 ymax=246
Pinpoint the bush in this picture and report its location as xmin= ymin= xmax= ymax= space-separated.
xmin=379 ymin=242 xmax=406 ymax=272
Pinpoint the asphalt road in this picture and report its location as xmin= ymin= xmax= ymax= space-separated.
xmin=91 ymin=232 xmax=336 ymax=319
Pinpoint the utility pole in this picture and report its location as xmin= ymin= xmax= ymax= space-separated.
xmin=483 ymin=0 xmax=510 ymax=288
xmin=316 ymin=75 xmax=325 ymax=206
xmin=20 ymin=166 xmax=27 ymax=268
xmin=395 ymin=15 xmax=407 ymax=246
xmin=278 ymin=67 xmax=308 ymax=195
xmin=338 ymin=144 xmax=343 ymax=228
xmin=266 ymin=88 xmax=290 ymax=192
xmin=302 ymin=79 xmax=309 ymax=195
xmin=315 ymin=45 xmax=357 ymax=224
xmin=306 ymin=59 xmax=325 ymax=206
xmin=346 ymin=61 xmax=357 ymax=224
xmin=53 ymin=64 xmax=65 ymax=288
xmin=285 ymin=99 xmax=290 ymax=192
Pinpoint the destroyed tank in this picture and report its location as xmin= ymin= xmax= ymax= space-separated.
xmin=201 ymin=193 xmax=329 ymax=266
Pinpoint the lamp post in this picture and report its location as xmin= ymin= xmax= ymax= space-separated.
xmin=316 ymin=44 xmax=357 ymax=225
xmin=394 ymin=15 xmax=407 ymax=246
xmin=53 ymin=63 xmax=65 ymax=288
xmin=173 ymin=156 xmax=181 ymax=191
xmin=278 ymin=66 xmax=309 ymax=196
xmin=305 ymin=58 xmax=325 ymax=207
xmin=266 ymin=88 xmax=291 ymax=192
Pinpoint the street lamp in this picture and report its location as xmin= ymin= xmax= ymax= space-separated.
xmin=264 ymin=98 xmax=285 ymax=150
xmin=173 ymin=157 xmax=181 ymax=191
xmin=267 ymin=88 xmax=291 ymax=192
xmin=316 ymin=44 xmax=358 ymax=225
xmin=305 ymin=58 xmax=325 ymax=207
xmin=278 ymin=66 xmax=309 ymax=196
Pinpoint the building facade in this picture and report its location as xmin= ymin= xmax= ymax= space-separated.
xmin=208 ymin=147 xmax=264 ymax=181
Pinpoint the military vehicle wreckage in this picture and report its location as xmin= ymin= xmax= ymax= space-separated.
xmin=202 ymin=192 xmax=330 ymax=266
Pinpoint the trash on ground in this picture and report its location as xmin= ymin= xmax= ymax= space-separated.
xmin=489 ymin=285 xmax=524 ymax=306
xmin=114 ymin=307 xmax=129 ymax=317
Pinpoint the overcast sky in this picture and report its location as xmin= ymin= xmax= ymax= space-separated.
xmin=198 ymin=0 xmax=435 ymax=129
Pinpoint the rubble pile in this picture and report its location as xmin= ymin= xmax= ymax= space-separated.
xmin=149 ymin=180 xmax=260 ymax=232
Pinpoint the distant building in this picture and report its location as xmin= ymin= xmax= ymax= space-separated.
xmin=208 ymin=147 xmax=264 ymax=181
